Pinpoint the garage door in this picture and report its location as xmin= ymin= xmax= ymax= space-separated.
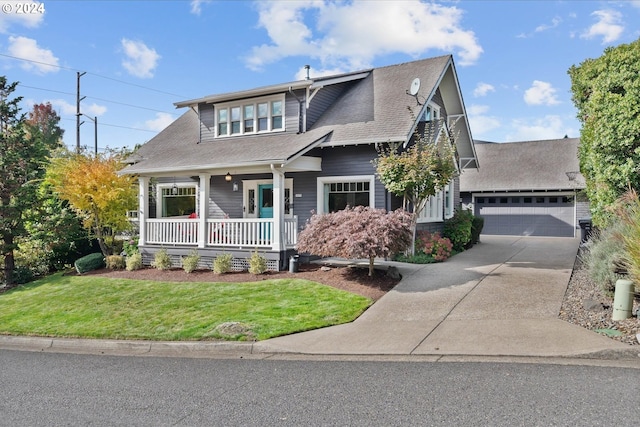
xmin=474 ymin=195 xmax=575 ymax=237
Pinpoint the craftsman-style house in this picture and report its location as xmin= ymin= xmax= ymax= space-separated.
xmin=120 ymin=55 xmax=478 ymax=270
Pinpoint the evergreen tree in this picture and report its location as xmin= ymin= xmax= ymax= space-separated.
xmin=0 ymin=79 xmax=60 ymax=286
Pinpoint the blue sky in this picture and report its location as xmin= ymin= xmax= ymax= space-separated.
xmin=1 ymin=0 xmax=639 ymax=151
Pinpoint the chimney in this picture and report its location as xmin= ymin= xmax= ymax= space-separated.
xmin=304 ymin=65 xmax=310 ymax=80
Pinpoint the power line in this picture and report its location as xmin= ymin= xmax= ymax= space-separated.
xmin=59 ymin=116 xmax=158 ymax=133
xmin=19 ymin=84 xmax=177 ymax=114
xmin=0 ymin=52 xmax=189 ymax=98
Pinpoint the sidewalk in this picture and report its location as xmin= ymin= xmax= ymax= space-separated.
xmin=0 ymin=236 xmax=638 ymax=363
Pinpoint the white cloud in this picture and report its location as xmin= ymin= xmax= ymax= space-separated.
xmin=581 ymin=9 xmax=624 ymax=44
xmin=246 ymin=0 xmax=483 ymax=72
xmin=466 ymin=104 xmax=500 ymax=138
xmin=630 ymin=1 xmax=640 ymax=9
xmin=535 ymin=16 xmax=562 ymax=33
xmin=524 ymin=80 xmax=560 ymax=106
xmin=506 ymin=115 xmax=575 ymax=141
xmin=83 ymin=103 xmax=107 ymax=117
xmin=45 ymin=99 xmax=107 ymax=117
xmin=7 ymin=36 xmax=58 ymax=74
xmin=190 ymin=0 xmax=211 ymax=15
xmin=120 ymin=38 xmax=161 ymax=78
xmin=0 ymin=0 xmax=44 ymax=33
xmin=145 ymin=112 xmax=174 ymax=132
xmin=473 ymin=82 xmax=495 ymax=97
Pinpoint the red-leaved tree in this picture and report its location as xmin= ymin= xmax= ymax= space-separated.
xmin=296 ymin=206 xmax=413 ymax=276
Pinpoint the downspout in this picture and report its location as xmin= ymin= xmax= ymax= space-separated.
xmin=288 ymin=87 xmax=306 ymax=134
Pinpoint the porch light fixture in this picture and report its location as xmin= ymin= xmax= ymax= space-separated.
xmin=225 ymin=172 xmax=232 ymax=182
xmin=232 ymin=182 xmax=239 ymax=192
xmin=171 ymin=184 xmax=178 ymax=195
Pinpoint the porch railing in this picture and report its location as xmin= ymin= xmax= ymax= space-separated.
xmin=145 ymin=217 xmax=298 ymax=248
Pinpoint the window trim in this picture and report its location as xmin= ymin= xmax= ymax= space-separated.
xmin=157 ymin=183 xmax=198 ymax=218
xmin=214 ymin=94 xmax=285 ymax=138
xmin=316 ymin=175 xmax=376 ymax=215
xmin=417 ymin=180 xmax=454 ymax=223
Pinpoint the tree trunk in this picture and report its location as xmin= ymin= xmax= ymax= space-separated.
xmin=368 ymin=256 xmax=375 ymax=277
xmin=3 ymin=235 xmax=15 ymax=286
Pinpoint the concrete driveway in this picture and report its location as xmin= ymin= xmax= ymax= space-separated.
xmin=255 ymin=235 xmax=634 ymax=358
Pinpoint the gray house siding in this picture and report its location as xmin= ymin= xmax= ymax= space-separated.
xmin=289 ymin=144 xmax=387 ymax=228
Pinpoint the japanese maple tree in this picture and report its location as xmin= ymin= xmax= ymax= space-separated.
xmin=296 ymin=206 xmax=413 ymax=276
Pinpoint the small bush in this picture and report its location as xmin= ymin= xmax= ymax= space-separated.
xmin=74 ymin=252 xmax=106 ymax=274
xmin=213 ymin=253 xmax=234 ymax=274
xmin=13 ymin=265 xmax=34 ymax=285
xmin=248 ymin=251 xmax=268 ymax=274
xmin=469 ymin=216 xmax=484 ymax=247
xmin=182 ymin=249 xmax=201 ymax=273
xmin=152 ymin=248 xmax=172 ymax=270
xmin=106 ymin=255 xmax=125 ymax=270
xmin=125 ymin=252 xmax=143 ymax=271
xmin=417 ymin=231 xmax=453 ymax=261
xmin=581 ymin=223 xmax=626 ymax=294
xmin=444 ymin=209 xmax=473 ymax=252
xmin=122 ymin=238 xmax=139 ymax=257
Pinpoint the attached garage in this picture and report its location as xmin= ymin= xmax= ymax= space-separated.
xmin=460 ymin=138 xmax=589 ymax=238
xmin=474 ymin=194 xmax=575 ymax=237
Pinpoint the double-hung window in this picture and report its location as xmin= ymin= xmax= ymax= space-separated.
xmin=216 ymin=95 xmax=285 ymax=137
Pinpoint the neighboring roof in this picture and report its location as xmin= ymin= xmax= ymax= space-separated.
xmin=122 ymin=55 xmax=477 ymax=175
xmin=122 ymin=109 xmax=331 ymax=175
xmin=459 ymin=138 xmax=584 ymax=193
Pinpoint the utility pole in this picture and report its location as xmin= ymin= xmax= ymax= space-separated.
xmin=76 ymin=71 xmax=86 ymax=152
xmin=81 ymin=114 xmax=98 ymax=155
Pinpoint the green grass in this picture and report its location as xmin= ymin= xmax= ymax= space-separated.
xmin=0 ymin=273 xmax=371 ymax=341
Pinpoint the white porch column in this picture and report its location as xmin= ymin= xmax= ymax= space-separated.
xmin=271 ymin=165 xmax=284 ymax=252
xmin=138 ymin=176 xmax=149 ymax=246
xmin=198 ymin=173 xmax=210 ymax=248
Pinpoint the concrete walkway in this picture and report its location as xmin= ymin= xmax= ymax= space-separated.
xmin=254 ymin=236 xmax=636 ymax=359
xmin=0 ymin=235 xmax=637 ymax=362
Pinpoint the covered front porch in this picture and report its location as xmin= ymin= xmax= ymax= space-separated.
xmin=133 ymin=156 xmax=320 ymax=270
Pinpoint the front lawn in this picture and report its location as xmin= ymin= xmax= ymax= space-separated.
xmin=0 ymin=273 xmax=371 ymax=341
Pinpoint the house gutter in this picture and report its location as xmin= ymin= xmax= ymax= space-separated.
xmin=288 ymin=86 xmax=306 ymax=133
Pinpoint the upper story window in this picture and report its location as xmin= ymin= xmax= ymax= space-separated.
xmin=215 ymin=95 xmax=284 ymax=137
xmin=421 ymin=102 xmax=441 ymax=122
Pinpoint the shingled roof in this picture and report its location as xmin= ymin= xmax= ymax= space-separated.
xmin=459 ymin=138 xmax=584 ymax=193
xmin=121 ymin=55 xmax=476 ymax=175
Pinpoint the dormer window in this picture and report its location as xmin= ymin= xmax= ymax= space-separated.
xmin=215 ymin=95 xmax=285 ymax=137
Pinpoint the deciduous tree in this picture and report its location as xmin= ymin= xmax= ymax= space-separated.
xmin=568 ymin=38 xmax=640 ymax=226
xmin=296 ymin=206 xmax=412 ymax=276
xmin=373 ymin=117 xmax=457 ymax=254
xmin=45 ymin=149 xmax=137 ymax=256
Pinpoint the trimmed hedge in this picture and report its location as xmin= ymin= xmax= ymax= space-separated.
xmin=74 ymin=253 xmax=105 ymax=274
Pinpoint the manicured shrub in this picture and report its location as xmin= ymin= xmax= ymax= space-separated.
xmin=182 ymin=249 xmax=201 ymax=273
xmin=125 ymin=252 xmax=143 ymax=271
xmin=417 ymin=231 xmax=453 ymax=261
xmin=106 ymin=255 xmax=125 ymax=270
xmin=444 ymin=209 xmax=473 ymax=252
xmin=213 ymin=253 xmax=233 ymax=274
xmin=74 ymin=252 xmax=106 ymax=274
xmin=152 ymin=248 xmax=172 ymax=270
xmin=248 ymin=251 xmax=268 ymax=275
xmin=469 ymin=216 xmax=484 ymax=248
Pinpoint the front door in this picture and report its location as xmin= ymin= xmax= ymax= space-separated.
xmin=258 ymin=184 xmax=273 ymax=218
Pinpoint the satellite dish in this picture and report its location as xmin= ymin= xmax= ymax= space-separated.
xmin=409 ymin=78 xmax=421 ymax=96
